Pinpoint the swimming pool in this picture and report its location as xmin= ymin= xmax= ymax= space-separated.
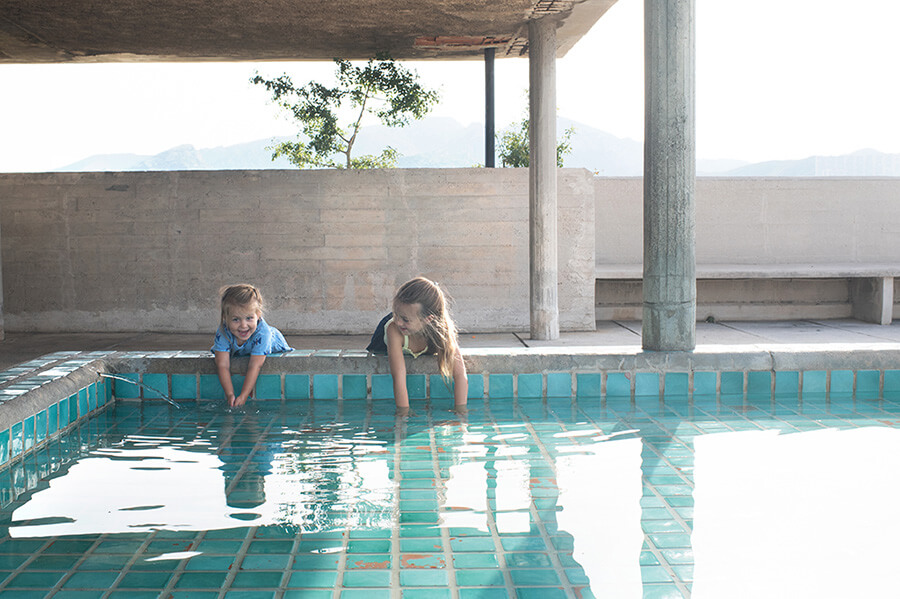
xmin=1 ymin=348 xmax=900 ymax=597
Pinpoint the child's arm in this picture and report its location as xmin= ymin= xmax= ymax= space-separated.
xmin=233 ymin=354 xmax=266 ymax=407
xmin=452 ymin=350 xmax=468 ymax=407
xmin=214 ymin=351 xmax=237 ymax=406
xmin=386 ymin=322 xmax=409 ymax=408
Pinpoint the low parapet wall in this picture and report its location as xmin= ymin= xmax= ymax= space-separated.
xmin=0 ymin=169 xmax=596 ymax=334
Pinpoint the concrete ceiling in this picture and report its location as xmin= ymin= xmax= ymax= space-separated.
xmin=0 ymin=0 xmax=617 ymax=64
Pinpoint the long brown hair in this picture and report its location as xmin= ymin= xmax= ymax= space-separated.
xmin=393 ymin=277 xmax=462 ymax=380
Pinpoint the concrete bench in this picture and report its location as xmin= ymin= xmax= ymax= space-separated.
xmin=595 ymin=263 xmax=900 ymax=325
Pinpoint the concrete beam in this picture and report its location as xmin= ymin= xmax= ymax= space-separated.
xmin=642 ymin=0 xmax=696 ymax=350
xmin=528 ymin=17 xmax=560 ymax=341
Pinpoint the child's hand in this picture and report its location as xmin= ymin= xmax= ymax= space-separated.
xmin=233 ymin=392 xmax=251 ymax=407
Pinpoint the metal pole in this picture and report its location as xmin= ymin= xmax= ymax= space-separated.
xmin=485 ymin=47 xmax=496 ymax=168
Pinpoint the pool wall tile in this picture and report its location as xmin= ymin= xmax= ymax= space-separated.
xmin=285 ymin=374 xmax=311 ymax=399
xmin=200 ymin=374 xmax=225 ymax=400
xmin=114 ymin=373 xmax=141 ymax=399
xmin=488 ymin=374 xmax=514 ymax=399
xmin=517 ymin=373 xmax=543 ymax=398
xmin=142 ymin=373 xmax=168 ymax=399
xmin=774 ymin=371 xmax=799 ymax=395
xmin=576 ymin=373 xmax=602 ymax=398
xmin=77 ymin=388 xmax=88 ymax=416
xmin=692 ymin=372 xmax=717 ymax=395
xmin=35 ymin=411 xmax=47 ymax=444
xmin=371 ymin=374 xmax=394 ymax=400
xmin=664 ymin=373 xmax=689 ymax=398
xmin=635 ymin=372 xmax=660 ymax=398
xmin=255 ymin=374 xmax=283 ymax=400
xmin=830 ymin=370 xmax=854 ymax=395
xmin=546 ymin=373 xmax=572 ymax=397
xmin=0 ymin=430 xmax=8 ymax=464
xmin=313 ymin=374 xmax=339 ymax=399
xmin=884 ymin=370 xmax=900 ymax=397
xmin=342 ymin=375 xmax=368 ymax=400
xmin=466 ymin=374 xmax=484 ymax=399
xmin=747 ymin=371 xmax=772 ymax=396
xmin=856 ymin=370 xmax=880 ymax=399
xmin=429 ymin=375 xmax=453 ymax=399
xmin=802 ymin=371 xmax=827 ymax=395
xmin=406 ymin=375 xmax=426 ymax=399
xmin=606 ymin=373 xmax=631 ymax=398
xmin=171 ymin=374 xmax=198 ymax=400
xmin=720 ymin=371 xmax=744 ymax=395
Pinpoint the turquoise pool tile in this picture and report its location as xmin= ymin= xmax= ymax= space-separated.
xmin=230 ymin=570 xmax=282 ymax=588
xmin=200 ymin=374 xmax=225 ymax=400
xmin=829 ymin=370 xmax=854 ymax=395
xmin=663 ymin=373 xmax=688 ymax=398
xmin=517 ymin=373 xmax=543 ymax=399
xmin=171 ymin=374 xmax=198 ymax=400
xmin=747 ymin=371 xmax=771 ymax=396
xmin=68 ymin=393 xmax=78 ymax=422
xmin=406 ymin=375 xmax=426 ymax=399
xmin=174 ymin=571 xmax=229 ymax=589
xmin=774 ymin=371 xmax=799 ymax=395
xmin=516 ymin=588 xmax=567 ymax=599
xmin=402 ymin=590 xmax=450 ymax=599
xmin=255 ymin=374 xmax=283 ymax=400
xmin=456 ymin=568 xmax=506 ymax=586
xmin=10 ymin=422 xmax=23 ymax=458
xmin=77 ymin=388 xmax=89 ymax=416
xmin=489 ymin=374 xmax=514 ymax=399
xmin=313 ymin=375 xmax=339 ymax=399
xmin=429 ymin=375 xmax=453 ymax=399
xmin=884 ymin=370 xmax=900 ymax=397
xmin=467 ymin=374 xmax=484 ymax=399
xmin=546 ymin=373 xmax=572 ymax=397
xmin=606 ymin=372 xmax=631 ymax=398
xmin=575 ymin=373 xmax=602 ymax=398
xmin=34 ymin=411 xmax=47 ymax=444
xmin=88 ymin=382 xmax=98 ymax=409
xmin=690 ymin=371 xmax=716 ymax=395
xmin=400 ymin=553 xmax=445 ymax=569
xmin=0 ymin=429 xmax=8 ymax=463
xmin=371 ymin=374 xmax=393 ymax=400
xmin=635 ymin=372 xmax=660 ymax=398
xmin=342 ymin=374 xmax=367 ymax=400
xmin=285 ymin=374 xmax=311 ymax=399
xmin=57 ymin=397 xmax=69 ymax=428
xmin=720 ymin=371 xmax=744 ymax=395
xmin=340 ymin=591 xmax=391 ymax=599
xmin=114 ymin=373 xmax=141 ymax=399
xmin=802 ymin=370 xmax=827 ymax=395
xmin=285 ymin=570 xmax=338 ymax=588
xmin=342 ymin=570 xmax=391 ymax=587
xmin=510 ymin=568 xmax=561 ymax=585
xmin=856 ymin=370 xmax=880 ymax=399
xmin=399 ymin=569 xmax=448 ymax=586
xmin=458 ymin=590 xmax=509 ymax=599
xmin=142 ymin=373 xmax=168 ymax=399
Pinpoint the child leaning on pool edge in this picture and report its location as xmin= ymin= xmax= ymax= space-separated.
xmin=212 ymin=284 xmax=293 ymax=408
xmin=367 ymin=277 xmax=468 ymax=410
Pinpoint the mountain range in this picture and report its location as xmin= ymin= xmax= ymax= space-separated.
xmin=56 ymin=117 xmax=900 ymax=177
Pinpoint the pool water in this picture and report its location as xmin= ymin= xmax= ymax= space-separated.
xmin=1 ymin=392 xmax=899 ymax=598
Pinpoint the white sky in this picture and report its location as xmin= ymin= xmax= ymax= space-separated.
xmin=1 ymin=0 xmax=898 ymax=172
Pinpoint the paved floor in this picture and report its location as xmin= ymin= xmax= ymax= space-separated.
xmin=2 ymin=319 xmax=900 ymax=372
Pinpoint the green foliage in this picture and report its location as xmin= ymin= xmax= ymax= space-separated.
xmin=251 ymin=53 xmax=439 ymax=169
xmin=498 ymin=117 xmax=575 ymax=168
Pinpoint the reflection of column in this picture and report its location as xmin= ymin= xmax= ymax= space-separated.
xmin=214 ymin=412 xmax=272 ymax=511
xmin=555 ymin=438 xmax=644 ymax=596
xmin=494 ymin=459 xmax=531 ymax=533
xmin=442 ymin=429 xmax=489 ymax=530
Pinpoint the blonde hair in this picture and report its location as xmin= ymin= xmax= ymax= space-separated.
xmin=393 ymin=277 xmax=462 ymax=380
xmin=219 ymin=284 xmax=263 ymax=323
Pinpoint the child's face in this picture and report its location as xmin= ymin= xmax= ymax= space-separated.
xmin=225 ymin=302 xmax=260 ymax=343
xmin=393 ymin=302 xmax=431 ymax=336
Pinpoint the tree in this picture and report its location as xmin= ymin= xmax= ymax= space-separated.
xmin=498 ymin=116 xmax=575 ymax=168
xmin=251 ymin=53 xmax=439 ymax=169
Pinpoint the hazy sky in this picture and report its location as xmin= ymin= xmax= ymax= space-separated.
xmin=1 ymin=0 xmax=898 ymax=172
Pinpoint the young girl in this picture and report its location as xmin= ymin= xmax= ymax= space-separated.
xmin=367 ymin=277 xmax=468 ymax=409
xmin=212 ymin=284 xmax=293 ymax=407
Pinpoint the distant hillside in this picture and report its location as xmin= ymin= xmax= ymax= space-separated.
xmin=55 ymin=117 xmax=900 ymax=176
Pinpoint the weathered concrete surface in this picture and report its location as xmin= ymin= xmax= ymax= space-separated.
xmin=0 ymin=0 xmax=618 ymax=63
xmin=595 ymin=177 xmax=900 ymax=321
xmin=0 ymin=168 xmax=596 ymax=334
xmin=642 ymin=0 xmax=696 ymax=351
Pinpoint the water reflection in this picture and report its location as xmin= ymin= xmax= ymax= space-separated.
xmin=692 ymin=426 xmax=900 ymax=598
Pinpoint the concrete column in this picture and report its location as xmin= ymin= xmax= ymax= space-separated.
xmin=851 ymin=276 xmax=894 ymax=325
xmin=528 ymin=16 xmax=560 ymax=340
xmin=643 ymin=0 xmax=696 ymax=350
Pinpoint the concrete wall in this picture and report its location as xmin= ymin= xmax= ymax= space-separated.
xmin=594 ymin=177 xmax=900 ymax=321
xmin=0 ymin=169 xmax=596 ymax=334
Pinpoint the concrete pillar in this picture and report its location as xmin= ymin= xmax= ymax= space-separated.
xmin=642 ymin=0 xmax=696 ymax=350
xmin=851 ymin=276 xmax=894 ymax=325
xmin=528 ymin=16 xmax=560 ymax=340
